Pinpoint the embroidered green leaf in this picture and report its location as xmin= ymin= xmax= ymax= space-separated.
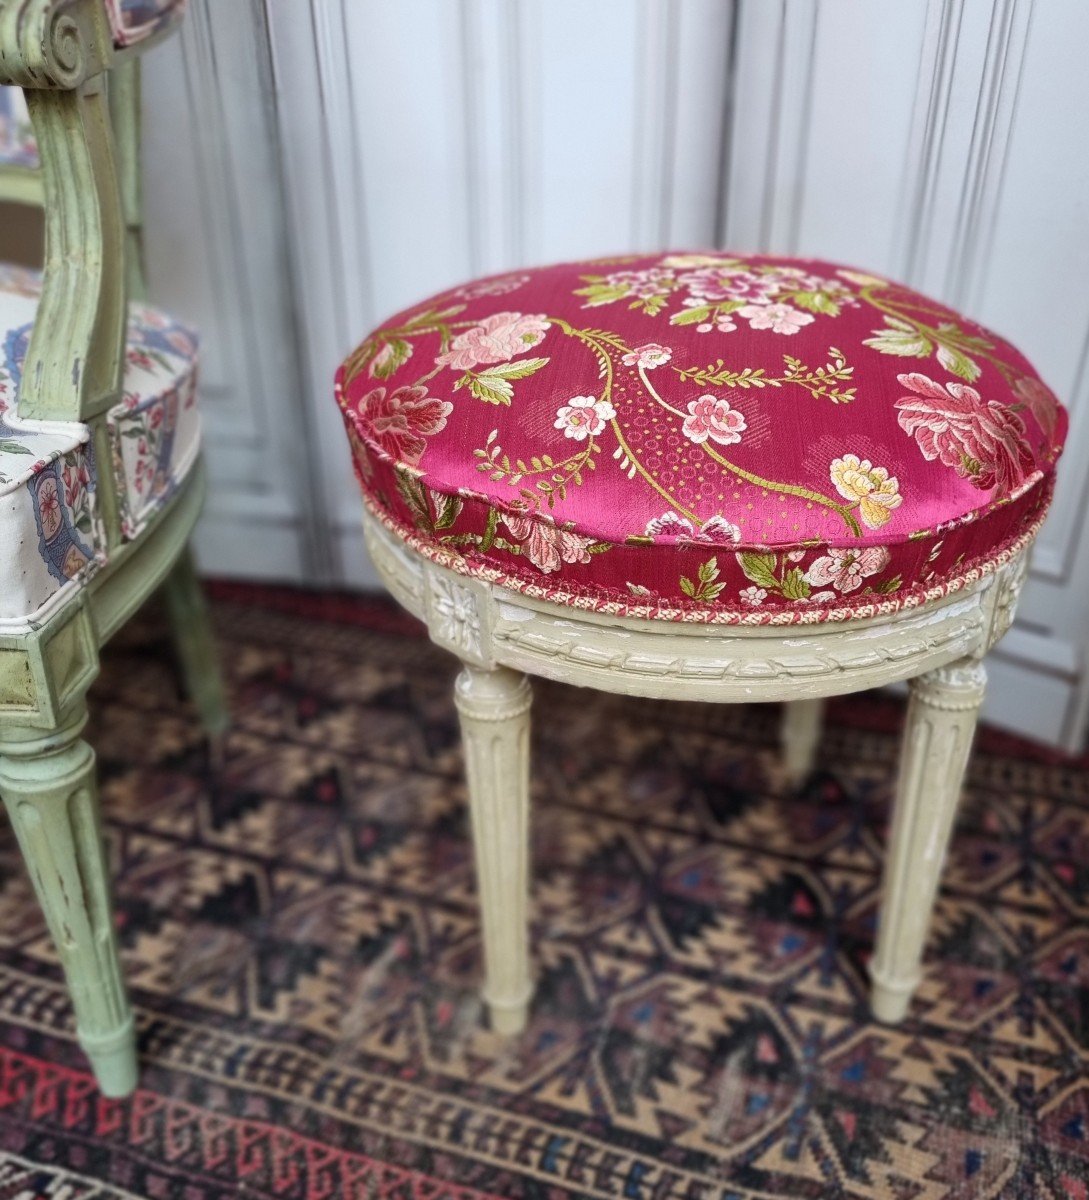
xmin=863 ymin=317 xmax=932 ymax=358
xmin=467 ymin=375 xmax=514 ymax=405
xmin=635 ymin=293 xmax=669 ymax=316
xmin=370 ymin=337 xmax=412 ymax=379
xmin=479 ymin=357 xmax=550 ymax=381
xmin=793 ymin=290 xmax=840 ymax=316
xmin=480 ymin=505 xmax=499 ymax=551
xmin=574 ymin=281 xmax=634 ymax=307
xmin=680 ymin=557 xmax=724 ymax=602
xmin=394 ymin=468 xmax=432 ymax=531
xmin=935 ymin=322 xmax=992 ymax=353
xmin=871 ymin=574 xmax=903 ymax=594
xmin=404 ymin=304 xmax=465 ymax=328
xmin=457 ymin=357 xmax=550 ymax=405
xmin=935 ymin=339 xmax=981 ymax=382
xmin=432 ymin=492 xmax=463 ymax=530
xmin=737 ymin=551 xmax=778 ymax=590
xmin=669 ymin=304 xmax=713 ymax=327
xmin=673 ymin=360 xmax=772 ymax=389
xmin=780 ymin=567 xmax=811 ymax=600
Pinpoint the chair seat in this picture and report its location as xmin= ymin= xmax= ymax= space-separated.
xmin=336 ymin=252 xmax=1067 ymax=624
xmin=0 ymin=265 xmax=200 ymax=626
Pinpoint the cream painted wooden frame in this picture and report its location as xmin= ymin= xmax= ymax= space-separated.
xmin=0 ymin=0 xmax=225 ymax=1098
xmin=363 ymin=507 xmax=1028 ymax=1033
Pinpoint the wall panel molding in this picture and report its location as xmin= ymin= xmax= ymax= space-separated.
xmin=135 ymin=0 xmax=1089 ymax=745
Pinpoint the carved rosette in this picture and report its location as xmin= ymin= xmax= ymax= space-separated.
xmin=989 ymin=551 xmax=1029 ymax=647
xmin=426 ymin=573 xmax=488 ymax=665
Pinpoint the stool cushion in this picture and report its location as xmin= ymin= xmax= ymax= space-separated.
xmin=104 ymin=0 xmax=186 ymax=47
xmin=336 ymin=252 xmax=1066 ymax=624
xmin=0 ymin=265 xmax=200 ymax=626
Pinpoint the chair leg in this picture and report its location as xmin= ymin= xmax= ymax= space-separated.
xmin=870 ymin=658 xmax=986 ymax=1023
xmin=454 ymin=664 xmax=533 ymax=1034
xmin=781 ymin=697 xmax=824 ymax=785
xmin=162 ymin=543 xmax=228 ymax=739
xmin=0 ymin=707 xmax=137 ymax=1096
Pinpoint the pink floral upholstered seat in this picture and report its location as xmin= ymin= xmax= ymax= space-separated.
xmin=0 ymin=266 xmax=200 ymax=623
xmin=336 ymin=252 xmax=1066 ymax=624
xmin=104 ymin=0 xmax=186 ymax=46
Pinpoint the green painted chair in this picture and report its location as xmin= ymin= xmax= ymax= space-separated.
xmin=0 ymin=0 xmax=225 ymax=1097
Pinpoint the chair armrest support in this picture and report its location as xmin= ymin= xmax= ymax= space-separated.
xmin=19 ymin=76 xmax=125 ymax=422
xmin=0 ymin=0 xmax=112 ymax=89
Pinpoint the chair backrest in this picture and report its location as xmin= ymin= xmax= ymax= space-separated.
xmin=0 ymin=0 xmax=186 ymax=424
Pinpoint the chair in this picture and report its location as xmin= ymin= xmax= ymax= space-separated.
xmin=0 ymin=0 xmax=224 ymax=1097
xmin=335 ymin=254 xmax=1066 ymax=1035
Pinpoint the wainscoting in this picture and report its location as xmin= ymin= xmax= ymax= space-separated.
xmin=137 ymin=0 xmax=1089 ymax=747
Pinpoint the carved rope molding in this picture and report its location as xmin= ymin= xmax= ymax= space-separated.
xmin=362 ymin=511 xmax=1023 ymax=703
xmin=0 ymin=0 xmax=111 ymax=89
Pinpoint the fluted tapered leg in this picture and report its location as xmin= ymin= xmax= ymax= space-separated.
xmin=162 ymin=543 xmax=228 ymax=740
xmin=0 ymin=708 xmax=136 ymax=1096
xmin=454 ymin=665 xmax=533 ymax=1034
xmin=781 ymin=698 xmax=824 ymax=785
xmin=870 ymin=658 xmax=986 ymax=1023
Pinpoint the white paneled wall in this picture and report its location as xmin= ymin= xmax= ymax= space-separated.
xmin=141 ymin=0 xmax=1089 ymax=748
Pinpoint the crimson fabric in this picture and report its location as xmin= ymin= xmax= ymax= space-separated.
xmin=335 ymin=253 xmax=1066 ymax=623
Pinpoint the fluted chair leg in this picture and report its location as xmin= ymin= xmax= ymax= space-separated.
xmin=0 ymin=708 xmax=137 ymax=1096
xmin=781 ymin=698 xmax=824 ymax=785
xmin=870 ymin=658 xmax=986 ymax=1023
xmin=162 ymin=543 xmax=229 ymax=741
xmin=454 ymin=665 xmax=534 ymax=1035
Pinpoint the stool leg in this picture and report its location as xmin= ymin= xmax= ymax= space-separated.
xmin=0 ymin=708 xmax=137 ymax=1096
xmin=162 ymin=543 xmax=229 ymax=740
xmin=870 ymin=658 xmax=986 ymax=1023
xmin=781 ymin=698 xmax=824 ymax=785
xmin=454 ymin=665 xmax=533 ymax=1034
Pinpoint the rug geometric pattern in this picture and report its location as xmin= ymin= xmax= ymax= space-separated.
xmin=0 ymin=588 xmax=1087 ymax=1199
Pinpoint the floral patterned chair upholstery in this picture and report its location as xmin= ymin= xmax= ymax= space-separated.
xmin=0 ymin=0 xmax=222 ymax=1098
xmin=336 ymin=252 xmax=1066 ymax=1036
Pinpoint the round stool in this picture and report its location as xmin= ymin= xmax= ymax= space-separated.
xmin=334 ymin=252 xmax=1066 ymax=1030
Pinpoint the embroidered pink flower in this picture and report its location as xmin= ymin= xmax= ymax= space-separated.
xmin=621 ymin=343 xmax=672 ymax=369
xmin=698 ymin=515 xmax=742 ymax=543
xmin=554 ymin=395 xmax=616 ymax=441
xmin=804 ymin=546 xmax=891 ymax=594
xmin=436 ymin=312 xmax=549 ymax=371
xmin=682 ymin=395 xmax=747 ymax=446
xmin=740 ymin=586 xmax=766 ymax=606
xmin=680 ymin=267 xmax=777 ymax=306
xmin=603 ymin=267 xmax=674 ymax=299
xmin=645 ymin=513 xmax=742 ymax=543
xmin=503 ymin=509 xmax=593 ymax=573
xmin=895 ymin=373 xmax=1033 ymax=496
xmin=645 ymin=512 xmax=693 ymax=538
xmin=352 ymin=384 xmax=453 ymax=466
xmin=737 ymin=303 xmax=815 ymax=335
xmin=1013 ymin=375 xmax=1060 ymax=441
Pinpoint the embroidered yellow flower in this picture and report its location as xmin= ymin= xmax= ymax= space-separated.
xmin=830 ymin=454 xmax=903 ymax=529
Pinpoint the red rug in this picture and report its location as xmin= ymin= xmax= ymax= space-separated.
xmin=0 ymin=586 xmax=1085 ymax=1198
